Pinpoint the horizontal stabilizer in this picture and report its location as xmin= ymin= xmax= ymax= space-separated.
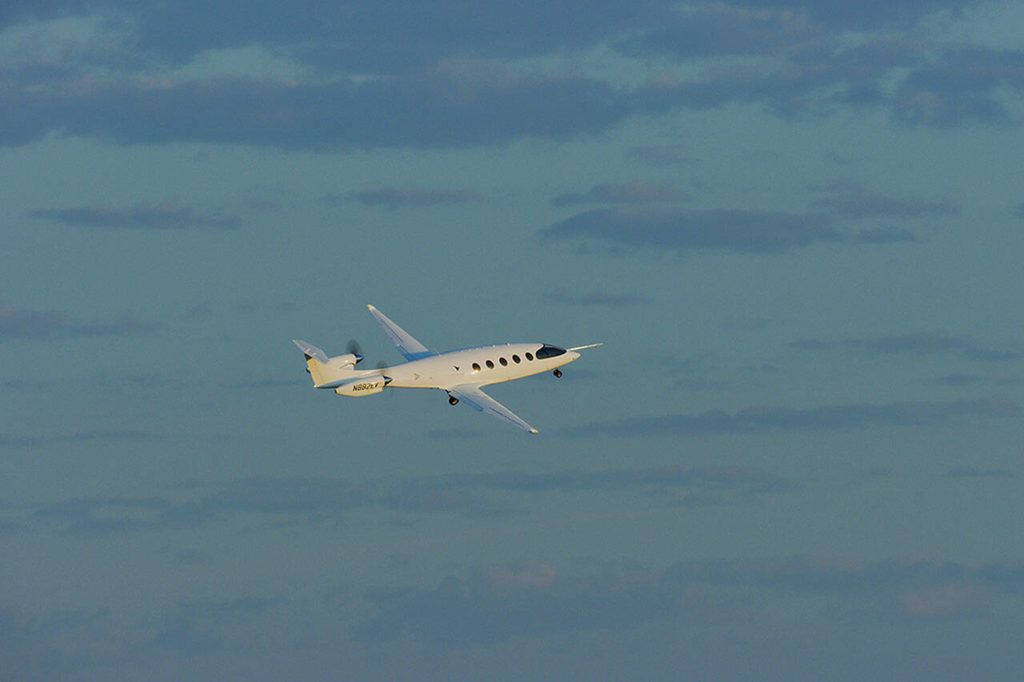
xmin=292 ymin=339 xmax=328 ymax=364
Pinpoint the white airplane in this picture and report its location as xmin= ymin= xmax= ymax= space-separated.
xmin=293 ymin=305 xmax=601 ymax=433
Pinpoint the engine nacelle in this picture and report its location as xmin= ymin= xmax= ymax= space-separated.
xmin=335 ymin=376 xmax=387 ymax=397
xmin=325 ymin=353 xmax=361 ymax=370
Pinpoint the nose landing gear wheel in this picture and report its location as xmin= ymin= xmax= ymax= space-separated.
xmin=448 ymin=393 xmax=459 ymax=405
xmin=553 ymin=368 xmax=562 ymax=378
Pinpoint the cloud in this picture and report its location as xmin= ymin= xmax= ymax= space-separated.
xmin=851 ymin=226 xmax=919 ymax=244
xmin=342 ymin=187 xmax=483 ymax=208
xmin=767 ymin=0 xmax=972 ymax=30
xmin=151 ymin=596 xmax=280 ymax=654
xmin=566 ymin=397 xmax=1020 ymax=437
xmin=619 ymin=1 xmax=974 ymax=63
xmin=617 ymin=35 xmax=918 ymax=116
xmin=545 ymin=289 xmax=651 ymax=306
xmin=0 ymin=306 xmax=74 ymax=338
xmin=379 ymin=482 xmax=514 ymax=518
xmin=358 ymin=554 xmax=1024 ymax=644
xmin=357 ymin=561 xmax=678 ymax=644
xmin=893 ymin=46 xmax=1024 ymax=127
xmin=111 ymin=1 xmax=666 ymax=70
xmin=23 ymin=478 xmax=371 ymax=534
xmin=0 ymin=305 xmax=158 ymax=340
xmin=628 ymin=144 xmax=696 ymax=167
xmin=942 ymin=467 xmax=1014 ymax=480
xmin=381 ymin=466 xmax=797 ymax=516
xmin=809 ymin=180 xmax=959 ymax=219
xmin=1 ymin=67 xmax=639 ymax=150
xmin=619 ymin=15 xmax=1024 ymax=127
xmin=4 ymin=2 xmax=967 ymax=74
xmin=3 ymin=2 xmax=1021 ymax=157
xmin=551 ymin=182 xmax=688 ymax=206
xmin=789 ymin=333 xmax=1021 ymax=362
xmin=29 ymin=203 xmax=240 ymax=230
xmin=424 ymin=427 xmax=489 ymax=439
xmin=21 ymin=465 xmax=799 ymax=536
xmin=618 ymin=5 xmax=828 ymax=60
xmin=936 ymin=373 xmax=984 ymax=387
xmin=32 ymin=496 xmax=171 ymax=535
xmin=442 ymin=465 xmax=797 ymax=497
xmin=541 ymin=206 xmax=843 ymax=254
xmin=185 ymin=476 xmax=370 ymax=517
xmin=663 ymin=555 xmax=1016 ymax=621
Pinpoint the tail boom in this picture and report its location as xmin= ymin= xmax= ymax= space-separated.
xmin=292 ymin=339 xmax=363 ymax=389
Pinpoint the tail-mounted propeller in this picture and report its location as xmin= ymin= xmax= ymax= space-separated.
xmin=376 ymin=360 xmax=393 ymax=390
xmin=347 ymin=338 xmax=389 ymax=383
xmin=346 ymin=339 xmax=364 ymax=364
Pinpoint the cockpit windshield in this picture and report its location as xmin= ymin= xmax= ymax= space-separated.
xmin=535 ymin=344 xmax=567 ymax=359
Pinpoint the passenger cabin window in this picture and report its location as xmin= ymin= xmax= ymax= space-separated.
xmin=499 ymin=357 xmax=508 ymax=366
xmin=512 ymin=355 xmax=521 ymax=363
xmin=472 ymin=363 xmax=481 ymax=372
xmin=525 ymin=352 xmax=534 ymax=361
xmin=486 ymin=360 xmax=494 ymax=369
xmin=535 ymin=345 xmax=567 ymax=360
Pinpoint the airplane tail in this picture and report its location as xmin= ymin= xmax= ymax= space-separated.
xmin=292 ymin=339 xmax=360 ymax=388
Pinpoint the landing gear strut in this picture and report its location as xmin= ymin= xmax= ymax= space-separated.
xmin=448 ymin=393 xmax=459 ymax=405
xmin=553 ymin=368 xmax=562 ymax=378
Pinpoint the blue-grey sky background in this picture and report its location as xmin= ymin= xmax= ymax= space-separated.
xmin=3 ymin=1 xmax=1024 ymax=679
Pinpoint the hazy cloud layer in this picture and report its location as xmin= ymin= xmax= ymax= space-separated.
xmin=543 ymin=177 xmax=961 ymax=254
xmin=545 ymin=289 xmax=651 ymax=306
xmin=2 ymin=2 xmax=1022 ymax=153
xmin=30 ymin=203 xmax=240 ymax=230
xmin=15 ymin=466 xmax=799 ymax=536
xmin=893 ymin=46 xmax=1024 ymax=127
xmin=542 ymin=207 xmax=844 ymax=254
xmin=0 ymin=305 xmax=157 ymax=340
xmin=942 ymin=466 xmax=1015 ymax=479
xmin=790 ymin=333 xmax=1021 ymax=363
xmin=551 ymin=182 xmax=689 ymax=206
xmin=360 ymin=554 xmax=1024 ymax=644
xmin=345 ymin=187 xmax=484 ymax=208
xmin=151 ymin=596 xmax=281 ymax=654
xmin=94 ymin=1 xmax=667 ymax=69
xmin=0 ymin=2 xmax=972 ymax=68
xmin=567 ymin=397 xmax=1020 ymax=437
xmin=809 ymin=180 xmax=960 ymax=219
xmin=1 ymin=69 xmax=642 ymax=150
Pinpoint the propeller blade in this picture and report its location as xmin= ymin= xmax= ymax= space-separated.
xmin=376 ymin=360 xmax=393 ymax=388
xmin=347 ymin=339 xmax=364 ymax=363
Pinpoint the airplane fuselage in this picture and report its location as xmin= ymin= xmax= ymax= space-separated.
xmin=330 ymin=343 xmax=580 ymax=391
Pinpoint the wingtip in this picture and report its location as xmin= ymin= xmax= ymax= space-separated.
xmin=529 ymin=428 xmax=539 ymax=434
xmin=367 ymin=304 xmax=376 ymax=311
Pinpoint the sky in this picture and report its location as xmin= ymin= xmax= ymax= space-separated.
xmin=2 ymin=1 xmax=1024 ymax=679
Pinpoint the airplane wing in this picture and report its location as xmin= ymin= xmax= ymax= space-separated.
xmin=447 ymin=384 xmax=539 ymax=434
xmin=366 ymin=305 xmax=436 ymax=361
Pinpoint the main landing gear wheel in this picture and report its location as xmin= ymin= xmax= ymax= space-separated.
xmin=448 ymin=393 xmax=459 ymax=405
xmin=553 ymin=368 xmax=562 ymax=378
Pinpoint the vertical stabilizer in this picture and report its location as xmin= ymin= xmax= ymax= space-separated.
xmin=292 ymin=339 xmax=356 ymax=388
